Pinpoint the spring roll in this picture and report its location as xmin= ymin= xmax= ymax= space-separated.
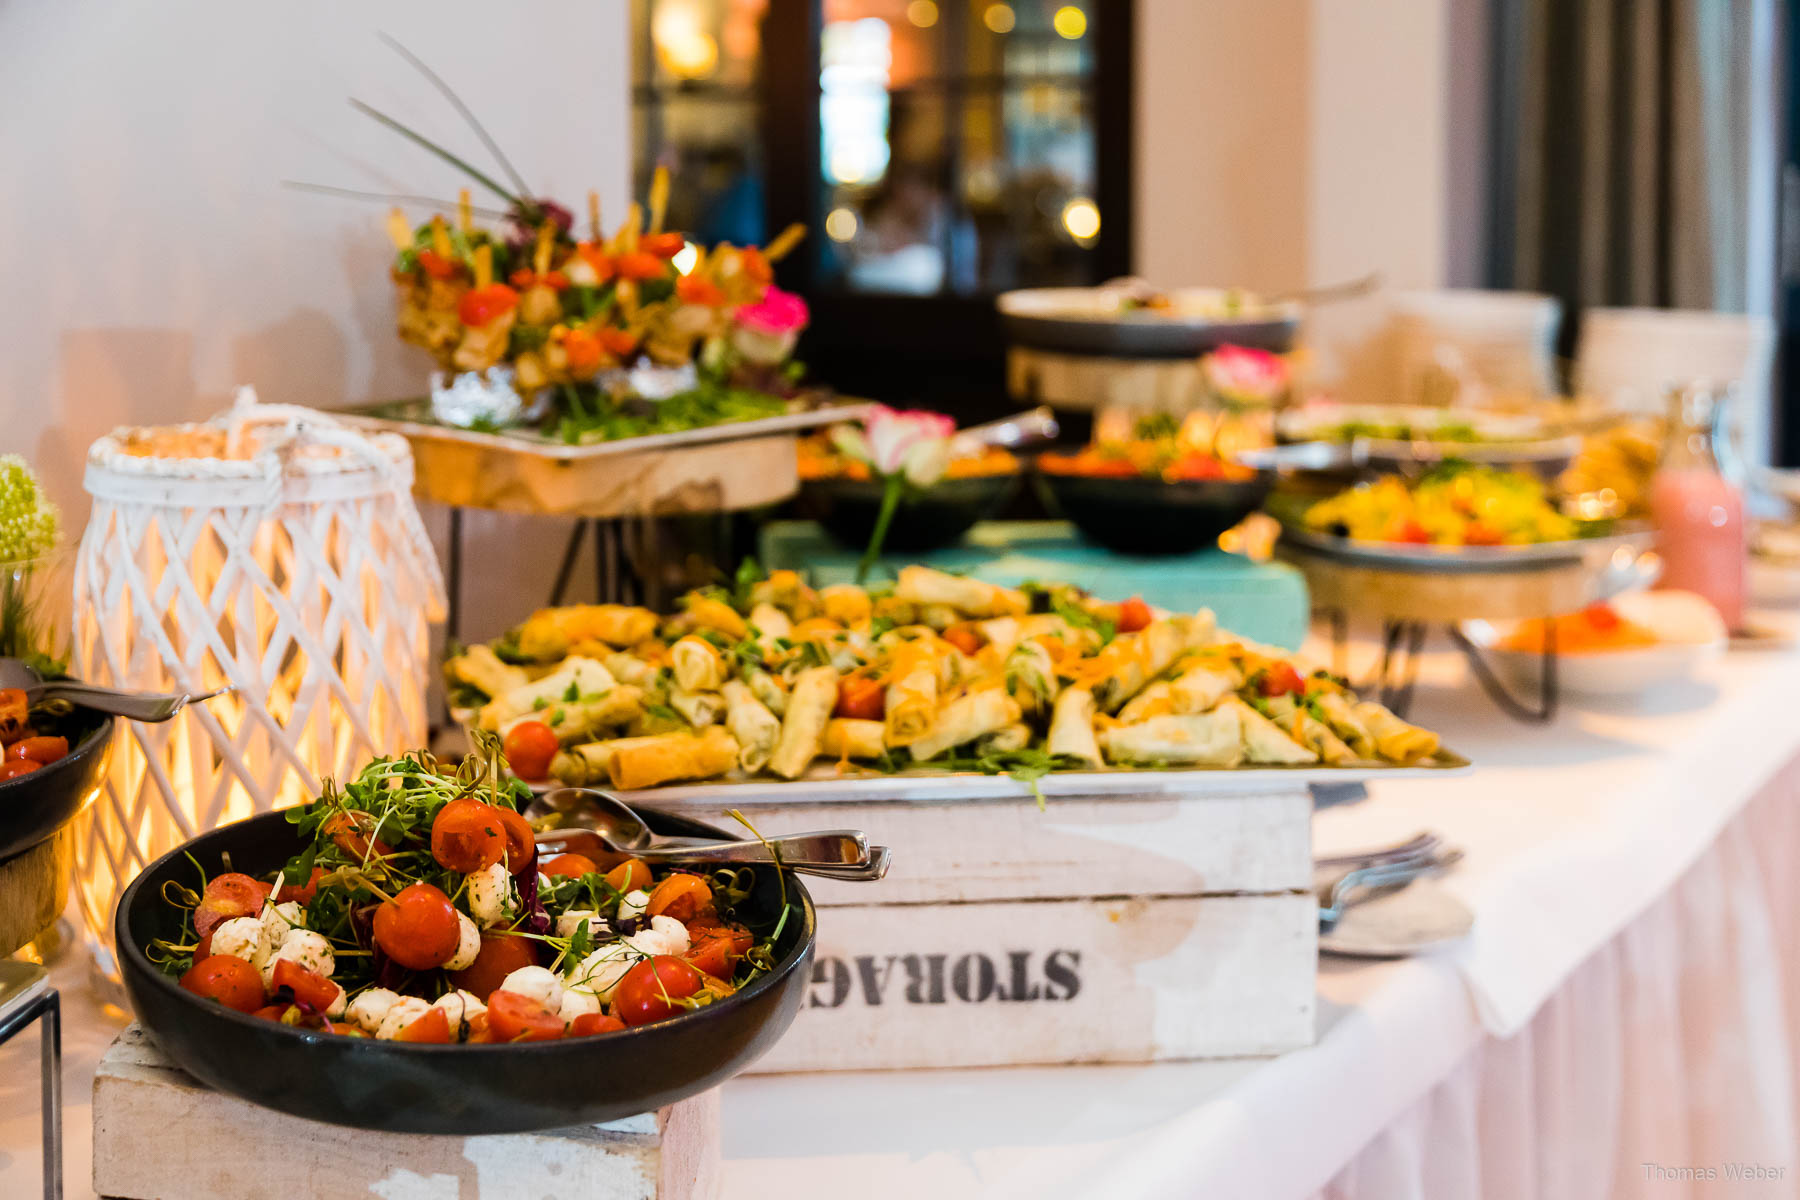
xmin=906 ymin=689 xmax=1023 ymax=762
xmin=1217 ymin=697 xmax=1317 ymax=764
xmin=919 ymin=604 xmax=959 ymax=630
xmin=822 ymin=718 xmax=887 ymax=760
xmin=606 ymin=725 xmax=740 ymax=790
xmin=676 ymin=596 xmax=749 ymax=641
xmin=670 ymin=685 xmax=723 ymax=728
xmin=500 ymin=685 xmax=644 ymax=744
xmin=1313 ymin=691 xmax=1376 ymax=758
xmin=550 ymin=741 xmax=616 ymax=786
xmin=749 ymin=569 xmax=818 ymax=619
xmin=1047 ymin=687 xmax=1103 ymax=766
xmin=602 ymin=650 xmax=659 ymax=688
xmin=769 ymin=666 xmax=839 ymax=779
xmin=515 ymin=605 xmax=657 ymax=660
xmin=745 ymin=667 xmax=789 ymax=717
xmin=884 ymin=639 xmax=939 ymax=747
xmin=819 ymin=584 xmax=871 ymax=626
xmin=1175 ymin=608 xmax=1220 ymax=649
xmin=1276 ymin=709 xmax=1357 ymax=764
xmin=480 ymin=657 xmax=617 ymax=730
xmin=976 ymin=722 xmax=1032 ymax=754
xmin=1018 ymin=613 xmax=1103 ymax=656
xmin=1092 ymin=620 xmax=1185 ymax=712
xmin=748 ymin=603 xmax=793 ymax=642
xmin=893 ymin=566 xmax=1027 ymax=618
xmin=1099 ymin=709 xmax=1244 ymax=767
xmin=670 ymin=636 xmax=726 ymax=692
xmin=721 ymin=679 xmax=782 ymax=772
xmin=978 ymin=616 xmax=1022 ymax=658
xmin=448 ymin=645 xmax=529 ymax=702
xmin=1168 ymin=662 xmax=1243 ymax=713
xmin=1117 ymin=680 xmax=1174 ymax=724
xmin=1004 ymin=641 xmax=1057 ymax=715
xmin=1353 ymin=701 xmax=1440 ymax=764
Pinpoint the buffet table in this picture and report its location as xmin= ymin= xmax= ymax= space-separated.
xmin=3 ymin=633 xmax=1797 ymax=1198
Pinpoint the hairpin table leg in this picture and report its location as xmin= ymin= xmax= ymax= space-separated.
xmin=0 ymin=975 xmax=62 ymax=1200
xmin=549 ymin=518 xmax=588 ymax=606
xmin=1446 ymin=622 xmax=1560 ymax=723
xmin=1373 ymin=620 xmax=1428 ymax=717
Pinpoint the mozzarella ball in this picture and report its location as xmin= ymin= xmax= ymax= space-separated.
xmin=375 ymin=996 xmax=434 ymax=1041
xmin=259 ymin=901 xmax=307 ymax=949
xmin=557 ymin=986 xmax=602 ymax=1025
xmin=346 ymin=988 xmax=401 ymax=1034
xmin=261 ymin=929 xmax=334 ymax=986
xmin=444 ymin=911 xmax=482 ymax=972
xmin=210 ymin=916 xmax=270 ymax=969
xmin=432 ymin=989 xmax=487 ymax=1038
xmin=467 ymin=862 xmax=516 ymax=927
xmin=555 ymin=909 xmax=608 ymax=942
xmin=497 ymin=965 xmax=563 ymax=1012
xmin=323 ymin=983 xmax=347 ymax=1020
xmin=618 ymin=889 xmax=650 ymax=922
xmin=647 ymin=915 xmax=690 ymax=956
xmin=568 ymin=942 xmax=639 ymax=1005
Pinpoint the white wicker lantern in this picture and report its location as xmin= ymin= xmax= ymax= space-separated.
xmin=71 ymin=390 xmax=446 ymax=981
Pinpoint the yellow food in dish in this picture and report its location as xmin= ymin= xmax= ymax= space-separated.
xmin=1303 ymin=466 xmax=1577 ymax=547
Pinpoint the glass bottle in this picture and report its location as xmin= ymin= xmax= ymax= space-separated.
xmin=1648 ymin=384 xmax=1746 ymax=630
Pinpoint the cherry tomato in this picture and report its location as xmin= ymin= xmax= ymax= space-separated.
xmin=562 ymin=328 xmax=603 ymax=374
xmin=269 ymin=959 xmax=339 ymax=1014
xmin=194 ymin=872 xmax=271 ymax=938
xmin=598 ymin=328 xmax=638 ymax=357
xmin=486 ymin=990 xmax=566 ymax=1042
xmin=457 ymin=282 xmax=519 ymax=327
xmin=415 ymin=249 xmax=458 ymax=280
xmin=322 ymin=810 xmax=394 ymax=861
xmin=1257 ymin=663 xmax=1306 ymax=698
xmin=1463 ymin=522 xmax=1503 ymax=547
xmin=179 ymin=954 xmax=265 ymax=1014
xmin=1116 ymin=597 xmax=1153 ymax=633
xmin=492 ymin=806 xmax=536 ymax=871
xmin=645 ymin=873 xmax=714 ymax=922
xmin=833 ymin=676 xmax=885 ymax=721
xmin=604 ymin=858 xmax=653 ymax=895
xmin=568 ymin=1012 xmax=627 ymax=1037
xmin=449 ymin=932 xmax=540 ymax=1001
xmin=372 ymin=883 xmax=461 ymax=971
xmin=613 ymin=956 xmax=705 ymax=1026
xmin=686 ymin=925 xmax=754 ymax=979
xmin=396 ymin=1006 xmax=452 ymax=1044
xmin=430 ymin=798 xmax=507 ymax=873
xmin=542 ymin=853 xmax=599 ymax=879
xmin=252 ymin=1003 xmax=300 ymax=1023
xmin=1397 ymin=520 xmax=1431 ymax=545
xmin=7 ymin=736 xmax=66 ymax=764
xmin=0 ymin=760 xmax=41 ymax=781
xmin=464 ymin=1011 xmax=495 ymax=1043
xmin=942 ymin=626 xmax=982 ymax=656
xmin=502 ymin=721 xmax=559 ymax=782
xmin=276 ymin=866 xmax=325 ymax=906
xmin=641 ymin=232 xmax=686 ymax=259
xmin=613 ymin=251 xmax=667 ymax=282
xmin=325 ymin=1021 xmax=367 ymax=1037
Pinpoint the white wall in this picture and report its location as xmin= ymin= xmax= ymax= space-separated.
xmin=0 ymin=0 xmax=630 ymax=641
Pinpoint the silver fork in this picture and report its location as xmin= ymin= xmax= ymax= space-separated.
xmin=1318 ymin=848 xmax=1464 ymax=930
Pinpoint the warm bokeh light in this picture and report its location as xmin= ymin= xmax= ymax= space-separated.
xmin=671 ymin=241 xmax=700 ymax=274
xmin=983 ymin=3 xmax=1016 ymax=34
xmin=906 ymin=0 xmax=939 ymax=28
xmin=825 ymin=207 xmax=860 ymax=242
xmin=653 ymin=2 xmax=721 ymax=79
xmin=1061 ymin=197 xmax=1101 ymax=243
xmin=1053 ymin=5 xmax=1087 ymax=39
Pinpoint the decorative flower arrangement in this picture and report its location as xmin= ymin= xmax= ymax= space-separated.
xmin=0 ymin=456 xmax=64 ymax=670
xmin=1200 ymin=344 xmax=1290 ymax=411
xmin=829 ymin=406 xmax=955 ymax=579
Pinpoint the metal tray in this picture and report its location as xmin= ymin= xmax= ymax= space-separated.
xmin=1279 ymin=525 xmax=1653 ymax=573
xmin=997 ymin=287 xmax=1301 ymax=359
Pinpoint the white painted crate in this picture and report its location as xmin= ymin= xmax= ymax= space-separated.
xmin=93 ymin=1027 xmax=720 ymax=1200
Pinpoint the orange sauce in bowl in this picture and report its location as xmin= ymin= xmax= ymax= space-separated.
xmin=1501 ymin=604 xmax=1660 ymax=654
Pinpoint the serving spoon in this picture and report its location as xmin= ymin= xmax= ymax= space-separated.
xmin=532 ymin=787 xmax=873 ymax=870
xmin=0 ymin=658 xmax=231 ymax=723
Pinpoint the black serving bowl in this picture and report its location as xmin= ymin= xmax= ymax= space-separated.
xmin=800 ymin=473 xmax=1020 ymax=553
xmin=0 ymin=708 xmax=112 ymax=863
xmin=117 ymin=807 xmax=815 ymax=1135
xmin=1035 ymin=469 xmax=1272 ymax=556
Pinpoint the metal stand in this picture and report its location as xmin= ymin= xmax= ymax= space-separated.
xmin=0 ymin=964 xmax=62 ymax=1200
xmin=1321 ymin=609 xmax=1561 ymax=724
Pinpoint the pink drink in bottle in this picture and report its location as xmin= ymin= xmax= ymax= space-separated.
xmin=1649 ymin=385 xmax=1745 ymax=630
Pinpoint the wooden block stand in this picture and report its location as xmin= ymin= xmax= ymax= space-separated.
xmin=93 ymin=1027 xmax=720 ymax=1200
xmin=667 ymin=782 xmax=1317 ymax=1073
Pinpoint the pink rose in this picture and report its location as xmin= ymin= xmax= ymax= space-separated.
xmin=1203 ymin=344 xmax=1288 ymax=407
xmin=731 ymin=287 xmax=810 ymax=365
xmin=831 ymin=405 xmax=955 ymax=486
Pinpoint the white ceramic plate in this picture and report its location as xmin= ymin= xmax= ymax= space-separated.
xmin=1463 ymin=590 xmax=1727 ymax=697
xmin=1318 ymin=878 xmax=1474 ymax=958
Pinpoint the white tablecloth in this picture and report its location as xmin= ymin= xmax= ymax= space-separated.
xmin=4 ymin=638 xmax=1798 ymax=1199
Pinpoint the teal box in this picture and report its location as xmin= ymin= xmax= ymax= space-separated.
xmin=758 ymin=520 xmax=1312 ymax=650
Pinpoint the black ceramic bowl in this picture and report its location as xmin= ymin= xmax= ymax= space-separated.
xmin=117 ymin=808 xmax=815 ymax=1134
xmin=800 ymin=473 xmax=1020 ymax=553
xmin=0 ymin=709 xmax=112 ymax=863
xmin=1036 ymin=469 xmax=1272 ymax=556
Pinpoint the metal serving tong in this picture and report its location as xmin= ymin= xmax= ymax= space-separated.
xmin=0 ymin=657 xmax=231 ymax=723
xmin=530 ymin=787 xmax=890 ymax=882
xmin=1314 ymin=831 xmax=1462 ymax=931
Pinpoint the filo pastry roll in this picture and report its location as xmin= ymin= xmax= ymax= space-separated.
xmin=1276 ymin=709 xmax=1357 ymax=764
xmin=1313 ymin=691 xmax=1376 ymax=757
xmin=1091 ymin=620 xmax=1185 ymax=712
xmin=746 ymin=667 xmax=790 ymax=717
xmin=606 ymin=725 xmax=740 ymax=790
xmin=499 ymin=685 xmax=644 ymax=743
xmin=769 ymin=666 xmax=840 ymax=779
xmin=721 ymin=679 xmax=782 ymax=772
xmin=448 ymin=646 xmax=529 ymax=703
xmin=1216 ymin=696 xmax=1318 ymax=764
xmin=1099 ymin=708 xmax=1244 ymax=767
xmin=1004 ymin=640 xmax=1057 ymax=715
xmin=1117 ymin=680 xmax=1174 ymax=724
xmin=906 ymin=689 xmax=1023 ymax=762
xmin=1353 ymin=701 xmax=1440 ymax=764
xmin=819 ymin=584 xmax=872 ymax=626
xmin=550 ymin=741 xmax=616 ymax=786
xmin=822 ymin=718 xmax=887 ymax=760
xmin=669 ymin=685 xmax=723 ymax=728
xmin=747 ymin=603 xmax=793 ymax=641
xmin=893 ymin=566 xmax=1027 ymax=618
xmin=670 ymin=636 xmax=726 ymax=692
xmin=481 ymin=657 xmax=617 ymax=730
xmin=516 ymin=605 xmax=657 ymax=660
xmin=976 ymin=722 xmax=1032 ymax=755
xmin=883 ymin=638 xmax=939 ymax=747
xmin=1047 ymin=686 xmax=1103 ymax=767
xmin=1169 ymin=662 xmax=1243 ymax=713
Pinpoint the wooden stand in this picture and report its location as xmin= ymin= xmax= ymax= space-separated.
xmin=93 ymin=1027 xmax=721 ymax=1200
xmin=0 ymin=829 xmax=72 ymax=959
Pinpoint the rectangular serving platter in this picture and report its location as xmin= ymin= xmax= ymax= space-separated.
xmin=331 ymin=397 xmax=870 ymax=461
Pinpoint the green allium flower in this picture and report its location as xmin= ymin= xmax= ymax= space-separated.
xmin=0 ymin=456 xmax=60 ymax=562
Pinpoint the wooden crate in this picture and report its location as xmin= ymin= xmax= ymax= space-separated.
xmin=93 ymin=1027 xmax=720 ymax=1200
xmin=664 ymin=783 xmax=1318 ymax=1072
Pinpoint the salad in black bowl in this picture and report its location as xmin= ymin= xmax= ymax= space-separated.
xmin=0 ymin=685 xmax=113 ymax=862
xmin=119 ymin=742 xmax=813 ymax=1134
